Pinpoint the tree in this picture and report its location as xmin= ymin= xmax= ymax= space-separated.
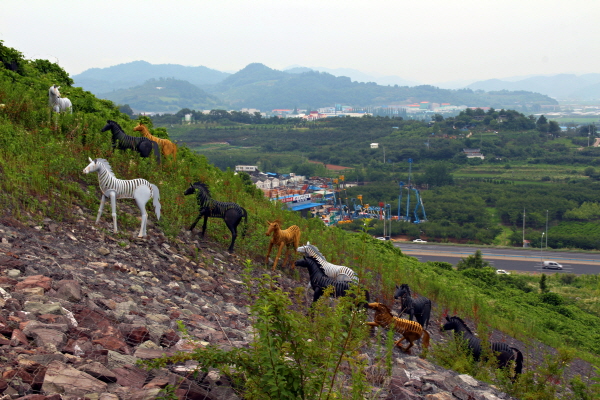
xmin=536 ymin=115 xmax=549 ymax=133
xmin=548 ymin=121 xmax=561 ymax=136
xmin=539 ymin=274 xmax=549 ymax=293
xmin=456 ymin=250 xmax=490 ymax=270
xmin=421 ymin=162 xmax=454 ymax=187
xmin=118 ymin=104 xmax=134 ymax=117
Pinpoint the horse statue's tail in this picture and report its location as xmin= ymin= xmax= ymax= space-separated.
xmin=511 ymin=347 xmax=524 ymax=376
xmin=241 ymin=207 xmax=248 ymax=237
xmin=421 ymin=330 xmax=431 ymax=350
xmin=151 ymin=141 xmax=161 ymax=165
xmin=151 ymin=183 xmax=161 ymax=220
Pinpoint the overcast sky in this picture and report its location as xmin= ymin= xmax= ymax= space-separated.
xmin=2 ymin=0 xmax=599 ymax=85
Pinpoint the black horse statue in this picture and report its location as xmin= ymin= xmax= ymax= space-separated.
xmin=394 ymin=284 xmax=432 ymax=329
xmin=101 ymin=120 xmax=161 ymax=164
xmin=295 ymin=256 xmax=369 ymax=307
xmin=442 ymin=316 xmax=523 ymax=379
xmin=184 ymin=181 xmax=248 ymax=252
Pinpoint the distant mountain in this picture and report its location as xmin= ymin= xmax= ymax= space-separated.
xmin=99 ymin=77 xmax=222 ymax=113
xmin=73 ymin=60 xmax=230 ymax=95
xmin=467 ymin=74 xmax=600 ymax=100
xmin=83 ymin=61 xmax=558 ymax=113
xmin=203 ymin=63 xmax=557 ymax=111
xmin=284 ymin=65 xmax=419 ymax=87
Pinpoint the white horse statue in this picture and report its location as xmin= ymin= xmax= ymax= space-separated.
xmin=48 ymin=85 xmax=72 ymax=113
xmin=83 ymin=157 xmax=161 ymax=237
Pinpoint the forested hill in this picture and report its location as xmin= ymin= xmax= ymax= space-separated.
xmin=204 ymin=63 xmax=558 ymax=111
xmin=76 ymin=61 xmax=558 ymax=112
xmin=72 ymin=60 xmax=230 ymax=94
xmin=98 ymin=78 xmax=224 ymax=114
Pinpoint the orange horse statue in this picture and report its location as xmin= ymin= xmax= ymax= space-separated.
xmin=367 ymin=302 xmax=430 ymax=354
xmin=134 ymin=123 xmax=177 ymax=163
xmin=265 ymin=220 xmax=301 ymax=271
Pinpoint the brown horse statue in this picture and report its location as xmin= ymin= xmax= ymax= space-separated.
xmin=367 ymin=302 xmax=430 ymax=354
xmin=134 ymin=123 xmax=177 ymax=163
xmin=265 ymin=220 xmax=301 ymax=271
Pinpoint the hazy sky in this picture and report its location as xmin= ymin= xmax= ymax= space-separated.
xmin=2 ymin=0 xmax=599 ymax=85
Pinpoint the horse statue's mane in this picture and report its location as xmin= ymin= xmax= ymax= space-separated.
xmin=449 ymin=316 xmax=473 ymax=334
xmin=399 ymin=283 xmax=412 ymax=297
xmin=93 ymin=158 xmax=114 ymax=175
xmin=298 ymin=242 xmax=326 ymax=260
xmin=374 ymin=302 xmax=393 ymax=314
xmin=106 ymin=120 xmax=123 ymax=131
xmin=191 ymin=181 xmax=210 ymax=195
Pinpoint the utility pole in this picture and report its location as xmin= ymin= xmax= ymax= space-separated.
xmin=522 ymin=208 xmax=526 ymax=247
xmin=546 ymin=210 xmax=549 ymax=249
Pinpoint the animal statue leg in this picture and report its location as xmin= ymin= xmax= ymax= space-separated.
xmin=201 ymin=215 xmax=208 ymax=237
xmin=108 ymin=190 xmax=118 ymax=233
xmin=96 ymin=195 xmax=107 ymax=224
xmin=134 ymin=185 xmax=151 ymax=237
xmin=189 ymin=214 xmax=202 ymax=231
xmin=265 ymin=242 xmax=274 ymax=265
xmin=228 ymin=232 xmax=237 ymax=252
xmin=272 ymin=242 xmax=285 ymax=271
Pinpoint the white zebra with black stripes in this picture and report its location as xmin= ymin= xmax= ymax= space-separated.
xmin=297 ymin=242 xmax=358 ymax=283
xmin=83 ymin=157 xmax=161 ymax=237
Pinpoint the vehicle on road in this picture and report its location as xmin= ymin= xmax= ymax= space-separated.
xmin=542 ymin=261 xmax=563 ymax=269
xmin=412 ymin=239 xmax=427 ymax=243
xmin=496 ymin=269 xmax=510 ymax=275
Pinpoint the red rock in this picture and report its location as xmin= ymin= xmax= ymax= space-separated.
xmin=14 ymin=275 xmax=52 ymax=291
xmin=73 ymin=308 xmax=113 ymax=332
xmin=111 ymin=365 xmax=148 ymax=389
xmin=11 ymin=329 xmax=29 ymax=346
xmin=0 ymin=335 xmax=10 ymax=345
xmin=92 ymin=337 xmax=131 ymax=355
xmin=3 ymin=368 xmax=33 ymax=384
xmin=160 ymin=329 xmax=180 ymax=347
xmin=122 ymin=326 xmax=150 ymax=346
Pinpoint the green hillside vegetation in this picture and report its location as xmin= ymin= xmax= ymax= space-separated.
xmin=1 ymin=41 xmax=599 ymax=398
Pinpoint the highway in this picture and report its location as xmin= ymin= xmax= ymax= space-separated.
xmin=394 ymin=242 xmax=600 ymax=275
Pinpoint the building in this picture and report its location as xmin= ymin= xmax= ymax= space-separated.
xmin=463 ymin=148 xmax=485 ymax=159
xmin=235 ymin=165 xmax=259 ymax=173
xmin=371 ymin=143 xmax=379 ymax=149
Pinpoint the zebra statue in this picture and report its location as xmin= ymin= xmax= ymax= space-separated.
xmin=184 ymin=181 xmax=247 ymax=253
xmin=297 ymin=242 xmax=358 ymax=283
xmin=393 ymin=284 xmax=432 ymax=329
xmin=101 ymin=120 xmax=161 ymax=164
xmin=83 ymin=158 xmax=161 ymax=237
xmin=295 ymin=257 xmax=369 ymax=307
xmin=48 ymin=85 xmax=72 ymax=113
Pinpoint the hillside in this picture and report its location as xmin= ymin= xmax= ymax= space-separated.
xmin=98 ymin=77 xmax=223 ymax=113
xmin=72 ymin=60 xmax=230 ymax=95
xmin=0 ymin=41 xmax=599 ymax=399
xmin=467 ymin=73 xmax=600 ymax=100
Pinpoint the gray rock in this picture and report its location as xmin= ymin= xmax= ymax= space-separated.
xmin=42 ymin=360 xmax=108 ymax=396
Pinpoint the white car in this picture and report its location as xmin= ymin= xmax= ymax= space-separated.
xmin=412 ymin=239 xmax=427 ymax=243
xmin=496 ymin=269 xmax=510 ymax=275
xmin=542 ymin=261 xmax=563 ymax=270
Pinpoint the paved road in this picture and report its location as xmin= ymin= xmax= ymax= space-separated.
xmin=394 ymin=243 xmax=600 ymax=275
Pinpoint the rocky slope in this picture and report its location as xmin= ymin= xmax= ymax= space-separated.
xmin=0 ymin=202 xmax=580 ymax=400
